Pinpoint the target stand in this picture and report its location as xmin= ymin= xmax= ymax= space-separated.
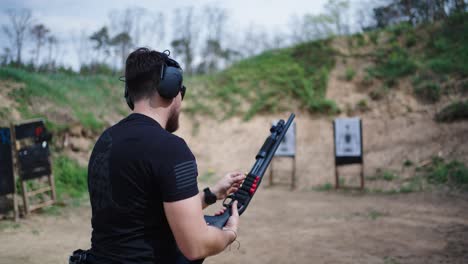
xmin=333 ymin=118 xmax=364 ymax=190
xmin=268 ymin=121 xmax=296 ymax=190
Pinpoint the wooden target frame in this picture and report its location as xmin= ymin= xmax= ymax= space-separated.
xmin=11 ymin=119 xmax=56 ymax=215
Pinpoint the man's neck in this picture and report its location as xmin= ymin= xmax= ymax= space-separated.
xmin=133 ymin=102 xmax=169 ymax=129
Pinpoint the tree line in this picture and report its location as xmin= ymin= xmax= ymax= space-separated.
xmin=1 ymin=0 xmax=466 ymax=75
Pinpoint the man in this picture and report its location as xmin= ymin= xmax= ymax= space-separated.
xmin=86 ymin=48 xmax=244 ymax=263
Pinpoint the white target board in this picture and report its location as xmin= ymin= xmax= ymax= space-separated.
xmin=273 ymin=120 xmax=296 ymax=157
xmin=334 ymin=118 xmax=362 ymax=158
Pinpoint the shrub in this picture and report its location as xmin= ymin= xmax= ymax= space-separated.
xmin=435 ymin=100 xmax=468 ymax=122
xmin=424 ymin=12 xmax=468 ymax=77
xmin=382 ymin=171 xmax=397 ymax=181
xmin=368 ymin=46 xmax=417 ymax=81
xmin=368 ymin=31 xmax=379 ymax=45
xmin=388 ymin=22 xmax=412 ymax=37
xmin=314 ymin=182 xmax=334 ymax=191
xmin=356 ymin=99 xmax=370 ymax=112
xmin=428 ymin=58 xmax=456 ymax=74
xmin=399 ymin=176 xmax=423 ymax=193
xmin=403 ymin=160 xmax=413 ymax=167
xmin=423 ymin=157 xmax=468 ymax=187
xmin=369 ymin=86 xmax=388 ymax=101
xmin=355 ymin=33 xmax=366 ymax=46
xmin=414 ymin=82 xmax=441 ymax=102
xmin=345 ymin=67 xmax=356 ymax=81
xmin=405 ymin=32 xmax=417 ymax=47
xmin=53 ymin=156 xmax=88 ymax=199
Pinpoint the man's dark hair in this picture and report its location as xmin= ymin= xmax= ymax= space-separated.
xmin=125 ymin=47 xmax=165 ymax=103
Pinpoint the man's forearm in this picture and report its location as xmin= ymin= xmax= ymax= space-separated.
xmin=186 ymin=226 xmax=235 ymax=260
xmin=199 ymin=192 xmax=210 ymax=209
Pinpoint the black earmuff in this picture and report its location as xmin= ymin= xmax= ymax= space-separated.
xmin=124 ymin=83 xmax=134 ymax=110
xmin=157 ymin=55 xmax=183 ymax=100
xmin=122 ymin=50 xmax=183 ymax=110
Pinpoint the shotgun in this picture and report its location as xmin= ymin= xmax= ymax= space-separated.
xmin=179 ymin=113 xmax=295 ymax=264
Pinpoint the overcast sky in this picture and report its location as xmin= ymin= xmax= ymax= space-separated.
xmin=1 ymin=0 xmax=327 ymax=33
xmin=1 ymin=0 xmax=372 ymax=69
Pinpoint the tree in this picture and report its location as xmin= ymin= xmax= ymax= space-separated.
xmin=45 ymin=35 xmax=57 ymax=70
xmin=324 ymin=0 xmax=350 ymax=35
xmin=30 ymin=24 xmax=50 ymax=68
xmin=109 ymin=7 xmax=147 ymax=47
xmin=1 ymin=9 xmax=33 ymax=65
xmin=89 ymin=26 xmax=110 ymax=64
xmin=171 ymin=7 xmax=199 ymax=74
xmin=110 ymin=32 xmax=132 ymax=70
xmin=452 ymin=0 xmax=467 ymax=12
xmin=0 ymin=48 xmax=12 ymax=65
xmin=72 ymin=29 xmax=93 ymax=70
xmin=236 ymin=23 xmax=274 ymax=57
xmin=354 ymin=0 xmax=387 ymax=31
xmin=147 ymin=12 xmax=166 ymax=49
xmin=198 ymin=5 xmax=230 ymax=73
xmin=289 ymin=0 xmax=350 ymax=44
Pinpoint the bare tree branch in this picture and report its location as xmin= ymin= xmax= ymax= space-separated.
xmin=2 ymin=8 xmax=33 ymax=65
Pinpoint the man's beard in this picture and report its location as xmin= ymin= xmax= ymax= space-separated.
xmin=166 ymin=107 xmax=180 ymax=133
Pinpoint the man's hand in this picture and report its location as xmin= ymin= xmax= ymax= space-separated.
xmin=214 ymin=201 xmax=240 ymax=241
xmin=211 ymin=172 xmax=245 ymax=200
xmin=224 ymin=201 xmax=239 ymax=234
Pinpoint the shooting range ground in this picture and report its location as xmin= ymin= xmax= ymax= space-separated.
xmin=0 ymin=188 xmax=467 ymax=263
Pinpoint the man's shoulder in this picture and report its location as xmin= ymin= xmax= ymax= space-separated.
xmin=160 ymin=133 xmax=187 ymax=148
xmin=155 ymin=133 xmax=193 ymax=161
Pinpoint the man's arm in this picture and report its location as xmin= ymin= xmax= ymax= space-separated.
xmin=164 ymin=197 xmax=239 ymax=261
xmin=200 ymin=192 xmax=210 ymax=209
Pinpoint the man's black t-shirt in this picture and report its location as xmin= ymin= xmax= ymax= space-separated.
xmin=87 ymin=113 xmax=199 ymax=263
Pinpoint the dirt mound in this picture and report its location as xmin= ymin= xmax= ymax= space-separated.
xmin=174 ymin=37 xmax=468 ymax=190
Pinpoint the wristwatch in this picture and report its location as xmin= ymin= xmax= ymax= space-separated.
xmin=203 ymin=187 xmax=217 ymax=205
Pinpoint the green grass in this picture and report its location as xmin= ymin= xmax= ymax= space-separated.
xmin=356 ymin=99 xmax=369 ymax=112
xmin=368 ymin=85 xmax=388 ymax=100
xmin=422 ymin=157 xmax=468 ymax=187
xmin=186 ymin=39 xmax=338 ymax=120
xmin=368 ymin=31 xmax=379 ymax=45
xmin=399 ymin=175 xmax=423 ymax=193
xmin=53 ymin=155 xmax=88 ymax=199
xmin=0 ymin=67 xmax=125 ymax=132
xmin=368 ymin=209 xmax=385 ymax=220
xmin=382 ymin=171 xmax=398 ymax=181
xmin=384 ymin=256 xmax=401 ymax=264
xmin=0 ymin=221 xmax=21 ymax=230
xmin=435 ymin=100 xmax=468 ymax=122
xmin=413 ymin=82 xmax=441 ymax=103
xmin=367 ymin=45 xmax=417 ymax=84
xmin=425 ymin=13 xmax=468 ymax=77
xmin=363 ymin=13 xmax=468 ymax=102
xmin=345 ymin=67 xmax=356 ymax=81
xmin=313 ymin=182 xmax=334 ymax=191
xmin=367 ymin=169 xmax=398 ymax=181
